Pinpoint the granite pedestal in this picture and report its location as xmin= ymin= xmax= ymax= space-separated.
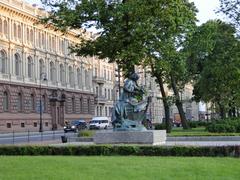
xmin=93 ymin=130 xmax=166 ymax=145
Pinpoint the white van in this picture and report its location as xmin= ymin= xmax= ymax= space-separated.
xmin=89 ymin=117 xmax=110 ymax=130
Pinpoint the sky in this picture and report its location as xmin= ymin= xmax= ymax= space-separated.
xmin=25 ymin=0 xmax=224 ymax=25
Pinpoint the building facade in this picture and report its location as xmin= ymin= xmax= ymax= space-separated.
xmin=0 ymin=0 xmax=96 ymax=132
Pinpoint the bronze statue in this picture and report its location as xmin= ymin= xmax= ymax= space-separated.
xmin=112 ymin=73 xmax=151 ymax=131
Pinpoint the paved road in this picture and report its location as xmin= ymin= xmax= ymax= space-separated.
xmin=0 ymin=131 xmax=77 ymax=145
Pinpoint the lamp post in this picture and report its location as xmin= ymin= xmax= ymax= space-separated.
xmin=39 ymin=72 xmax=47 ymax=132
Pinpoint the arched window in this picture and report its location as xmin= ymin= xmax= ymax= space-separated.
xmin=0 ymin=19 xmax=2 ymax=34
xmin=50 ymin=61 xmax=55 ymax=82
xmin=17 ymin=93 xmax=23 ymax=112
xmin=13 ymin=23 xmax=17 ymax=38
xmin=17 ymin=25 xmax=21 ymax=39
xmin=3 ymin=20 xmax=8 ymax=35
xmin=69 ymin=66 xmax=74 ymax=87
xmin=39 ymin=59 xmax=44 ymax=75
xmin=77 ymin=68 xmax=81 ymax=87
xmin=3 ymin=91 xmax=8 ymax=111
xmin=72 ymin=97 xmax=75 ymax=113
xmin=27 ymin=56 xmax=33 ymax=78
xmin=14 ymin=53 xmax=21 ymax=76
xmin=30 ymin=94 xmax=35 ymax=111
xmin=60 ymin=64 xmax=64 ymax=84
xmin=0 ymin=50 xmax=7 ymax=73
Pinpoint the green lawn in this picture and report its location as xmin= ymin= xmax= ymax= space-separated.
xmin=169 ymin=127 xmax=240 ymax=136
xmin=0 ymin=156 xmax=240 ymax=180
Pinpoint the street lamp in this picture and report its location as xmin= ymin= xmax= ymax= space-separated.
xmin=39 ymin=72 xmax=47 ymax=132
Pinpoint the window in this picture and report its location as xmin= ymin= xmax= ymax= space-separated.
xmin=30 ymin=94 xmax=34 ymax=111
xmin=34 ymin=122 xmax=37 ymax=127
xmin=27 ymin=56 xmax=33 ymax=78
xmin=96 ymin=86 xmax=98 ymax=96
xmin=7 ymin=123 xmax=11 ymax=128
xmin=105 ymin=107 xmax=108 ymax=116
xmin=0 ymin=19 xmax=2 ymax=34
xmin=42 ymin=95 xmax=47 ymax=112
xmin=105 ymin=89 xmax=107 ymax=98
xmin=45 ymin=122 xmax=48 ymax=127
xmin=77 ymin=68 xmax=81 ymax=87
xmin=85 ymin=70 xmax=89 ymax=89
xmin=3 ymin=91 xmax=8 ymax=111
xmin=39 ymin=59 xmax=44 ymax=75
xmin=69 ymin=66 xmax=74 ymax=87
xmin=42 ymin=33 xmax=45 ymax=48
xmin=18 ymin=25 xmax=21 ymax=39
xmin=13 ymin=23 xmax=17 ymax=38
xmin=108 ymin=89 xmax=110 ymax=100
xmin=30 ymin=29 xmax=33 ymax=43
xmin=21 ymin=123 xmax=25 ymax=128
xmin=50 ymin=61 xmax=55 ymax=82
xmin=17 ymin=93 xmax=23 ymax=112
xmin=60 ymin=64 xmax=65 ymax=84
xmin=72 ymin=97 xmax=75 ymax=113
xmin=14 ymin=53 xmax=21 ymax=76
xmin=80 ymin=97 xmax=83 ymax=113
xmin=27 ymin=28 xmax=29 ymax=42
xmin=88 ymin=99 xmax=91 ymax=113
xmin=0 ymin=50 xmax=7 ymax=73
xmin=3 ymin=20 xmax=7 ymax=35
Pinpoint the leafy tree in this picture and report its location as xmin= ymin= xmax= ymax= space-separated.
xmin=186 ymin=20 xmax=240 ymax=119
xmin=41 ymin=0 xmax=197 ymax=132
xmin=219 ymin=0 xmax=240 ymax=33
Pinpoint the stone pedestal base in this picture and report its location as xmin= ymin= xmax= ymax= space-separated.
xmin=93 ymin=130 xmax=166 ymax=145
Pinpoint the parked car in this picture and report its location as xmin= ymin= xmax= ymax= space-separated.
xmin=64 ymin=120 xmax=87 ymax=133
xmin=89 ymin=117 xmax=110 ymax=130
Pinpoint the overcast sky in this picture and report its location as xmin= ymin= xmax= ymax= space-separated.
xmin=25 ymin=0 xmax=224 ymax=24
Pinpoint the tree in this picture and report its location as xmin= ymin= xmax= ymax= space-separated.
xmin=41 ymin=0 xmax=197 ymax=132
xmin=219 ymin=0 xmax=240 ymax=33
xmin=186 ymin=20 xmax=240 ymax=119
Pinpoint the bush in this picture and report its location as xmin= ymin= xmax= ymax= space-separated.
xmin=188 ymin=121 xmax=198 ymax=128
xmin=78 ymin=130 xmax=96 ymax=137
xmin=154 ymin=123 xmax=166 ymax=130
xmin=0 ymin=145 xmax=239 ymax=157
xmin=206 ymin=118 xmax=240 ymax=133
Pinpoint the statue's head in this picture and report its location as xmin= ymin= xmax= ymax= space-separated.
xmin=129 ymin=73 xmax=139 ymax=81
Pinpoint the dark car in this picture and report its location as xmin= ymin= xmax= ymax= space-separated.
xmin=64 ymin=120 xmax=87 ymax=133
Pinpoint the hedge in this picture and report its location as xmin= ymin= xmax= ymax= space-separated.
xmin=0 ymin=145 xmax=240 ymax=157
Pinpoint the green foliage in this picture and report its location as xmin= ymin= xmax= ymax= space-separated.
xmin=188 ymin=121 xmax=210 ymax=128
xmin=206 ymin=118 xmax=240 ymax=133
xmin=219 ymin=0 xmax=240 ymax=33
xmin=78 ymin=130 xmax=96 ymax=137
xmin=0 ymin=145 xmax=240 ymax=157
xmin=186 ymin=20 xmax=240 ymax=117
xmin=154 ymin=123 xmax=166 ymax=130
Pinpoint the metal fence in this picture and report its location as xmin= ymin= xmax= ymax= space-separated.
xmin=0 ymin=130 xmax=78 ymax=145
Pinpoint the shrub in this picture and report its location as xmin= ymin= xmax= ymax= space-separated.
xmin=206 ymin=118 xmax=240 ymax=133
xmin=78 ymin=130 xmax=96 ymax=137
xmin=154 ymin=123 xmax=166 ymax=130
xmin=188 ymin=121 xmax=197 ymax=128
xmin=0 ymin=145 xmax=239 ymax=157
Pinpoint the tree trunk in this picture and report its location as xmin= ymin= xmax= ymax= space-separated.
xmin=156 ymin=76 xmax=172 ymax=133
xmin=218 ymin=103 xmax=225 ymax=119
xmin=170 ymin=74 xmax=189 ymax=129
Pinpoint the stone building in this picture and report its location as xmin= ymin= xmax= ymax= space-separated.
xmin=0 ymin=0 xmax=96 ymax=132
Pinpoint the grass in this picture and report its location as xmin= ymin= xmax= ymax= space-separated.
xmin=0 ymin=156 xmax=239 ymax=180
xmin=169 ymin=127 xmax=240 ymax=136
